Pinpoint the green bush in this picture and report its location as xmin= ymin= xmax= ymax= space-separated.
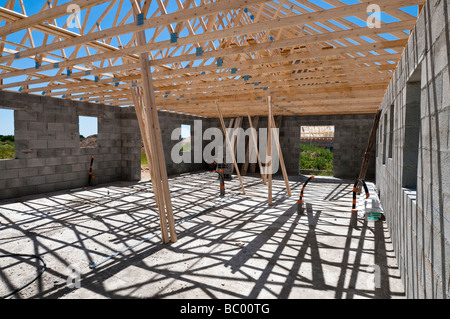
xmin=0 ymin=135 xmax=14 ymax=143
xmin=0 ymin=139 xmax=15 ymax=159
xmin=300 ymin=144 xmax=333 ymax=172
xmin=141 ymin=151 xmax=148 ymax=166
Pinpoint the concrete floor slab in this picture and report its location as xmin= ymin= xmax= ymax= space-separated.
xmin=0 ymin=172 xmax=404 ymax=299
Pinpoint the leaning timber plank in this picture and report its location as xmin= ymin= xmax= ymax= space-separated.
xmin=215 ymin=100 xmax=246 ymax=195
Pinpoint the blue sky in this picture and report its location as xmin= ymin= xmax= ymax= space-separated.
xmin=79 ymin=116 xmax=98 ymax=137
xmin=0 ymin=1 xmax=419 ymax=135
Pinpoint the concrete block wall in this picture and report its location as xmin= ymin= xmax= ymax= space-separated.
xmin=158 ymin=112 xmax=213 ymax=175
xmin=0 ymin=91 xmax=141 ymax=200
xmin=234 ymin=114 xmax=375 ymax=179
xmin=375 ymin=0 xmax=449 ymax=298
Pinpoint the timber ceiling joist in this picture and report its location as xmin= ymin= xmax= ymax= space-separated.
xmin=0 ymin=0 xmax=426 ymax=117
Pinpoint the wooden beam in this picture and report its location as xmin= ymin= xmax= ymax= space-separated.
xmin=215 ymin=100 xmax=246 ymax=195
xmin=132 ymin=0 xmax=177 ymax=244
xmin=269 ymin=109 xmax=291 ymax=197
xmin=246 ymin=113 xmax=266 ymax=185
xmin=266 ymin=96 xmax=273 ymax=206
xmin=358 ymin=108 xmax=382 ymax=184
xmin=0 ymin=0 xmax=112 ymax=38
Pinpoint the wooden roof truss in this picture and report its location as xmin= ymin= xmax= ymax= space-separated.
xmin=0 ymin=0 xmax=426 ymax=117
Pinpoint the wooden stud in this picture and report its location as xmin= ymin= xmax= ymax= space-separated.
xmin=246 ymin=112 xmax=266 ymax=185
xmin=131 ymin=0 xmax=177 ymax=244
xmin=269 ymin=108 xmax=291 ymax=197
xmin=267 ymin=96 xmax=273 ymax=206
xmin=215 ymin=100 xmax=246 ymax=195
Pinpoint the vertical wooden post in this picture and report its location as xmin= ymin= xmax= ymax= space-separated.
xmin=131 ymin=0 xmax=177 ymax=243
xmin=267 ymin=97 xmax=273 ymax=206
xmin=247 ymin=112 xmax=266 ymax=185
xmin=215 ymin=100 xmax=246 ymax=195
xmin=357 ymin=109 xmax=382 ymax=192
xmin=269 ymin=111 xmax=291 ymax=197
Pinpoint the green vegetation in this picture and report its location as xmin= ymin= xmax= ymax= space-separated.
xmin=300 ymin=144 xmax=333 ymax=175
xmin=0 ymin=135 xmax=15 ymax=159
xmin=181 ymin=142 xmax=191 ymax=152
xmin=141 ymin=151 xmax=148 ymax=166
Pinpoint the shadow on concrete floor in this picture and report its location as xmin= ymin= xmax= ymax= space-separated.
xmin=0 ymin=172 xmax=404 ymax=299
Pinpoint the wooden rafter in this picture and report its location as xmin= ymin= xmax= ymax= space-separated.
xmin=0 ymin=0 xmax=426 ymax=117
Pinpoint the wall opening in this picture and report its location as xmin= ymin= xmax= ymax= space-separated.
xmin=79 ymin=116 xmax=98 ymax=148
xmin=388 ymin=103 xmax=394 ymax=159
xmin=402 ymin=75 xmax=421 ymax=189
xmin=0 ymin=108 xmax=15 ymax=160
xmin=299 ymin=125 xmax=334 ymax=176
xmin=382 ymin=113 xmax=387 ymax=165
xmin=180 ymin=124 xmax=191 ymax=152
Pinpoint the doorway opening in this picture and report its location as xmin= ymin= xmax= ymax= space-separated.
xmin=299 ymin=125 xmax=334 ymax=176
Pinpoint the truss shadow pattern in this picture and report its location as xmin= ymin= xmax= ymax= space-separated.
xmin=0 ymin=171 xmax=404 ymax=299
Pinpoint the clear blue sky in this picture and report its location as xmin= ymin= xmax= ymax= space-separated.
xmin=0 ymin=1 xmax=419 ymax=136
xmin=79 ymin=116 xmax=98 ymax=137
xmin=0 ymin=109 xmax=14 ymax=135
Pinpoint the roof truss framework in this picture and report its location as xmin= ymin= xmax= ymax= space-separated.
xmin=0 ymin=0 xmax=425 ymax=118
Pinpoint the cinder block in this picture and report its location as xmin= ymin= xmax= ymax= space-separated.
xmin=15 ymin=111 xmax=38 ymax=122
xmin=28 ymin=121 xmax=48 ymax=132
xmin=71 ymin=163 xmax=86 ymax=172
xmin=14 ymin=120 xmax=28 ymax=131
xmin=26 ymin=158 xmax=46 ymax=168
xmin=37 ymin=112 xmax=56 ymax=123
xmin=55 ymin=114 xmax=76 ymax=123
xmin=16 ymin=149 xmax=37 ymax=158
xmin=55 ymin=164 xmax=72 ymax=174
xmin=36 ymin=183 xmax=56 ymax=194
xmin=47 ymin=139 xmax=66 ymax=149
xmin=15 ymin=131 xmax=37 ymax=140
xmin=47 ymin=123 xmax=65 ymax=132
xmin=38 ymin=166 xmax=56 ymax=175
xmin=45 ymin=173 xmax=65 ymax=184
xmin=29 ymin=139 xmax=48 ymax=150
xmin=0 ymin=188 xmax=19 ymax=199
xmin=5 ymin=159 xmax=26 ymax=170
xmin=0 ymin=169 xmax=19 ymax=179
xmin=27 ymin=175 xmax=46 ymax=186
xmin=45 ymin=157 xmax=63 ymax=166
xmin=64 ymin=140 xmax=79 ymax=148
xmin=64 ymin=123 xmax=78 ymax=133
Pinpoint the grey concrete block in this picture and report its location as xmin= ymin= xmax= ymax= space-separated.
xmin=15 ymin=131 xmax=37 ymax=140
xmin=26 ymin=158 xmax=46 ymax=168
xmin=0 ymin=169 xmax=19 ymax=179
xmin=29 ymin=139 xmax=48 ymax=150
xmin=45 ymin=174 xmax=65 ymax=184
xmin=5 ymin=159 xmax=26 ymax=170
xmin=38 ymin=166 xmax=56 ymax=176
xmin=55 ymin=165 xmax=72 ymax=174
xmin=47 ymin=139 xmax=66 ymax=149
xmin=0 ymin=188 xmax=19 ymax=199
xmin=27 ymin=175 xmax=46 ymax=186
xmin=15 ymin=111 xmax=38 ymax=122
xmin=47 ymin=123 xmax=65 ymax=132
xmin=27 ymin=121 xmax=48 ymax=132
xmin=45 ymin=157 xmax=63 ymax=166
xmin=16 ymin=149 xmax=37 ymax=158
